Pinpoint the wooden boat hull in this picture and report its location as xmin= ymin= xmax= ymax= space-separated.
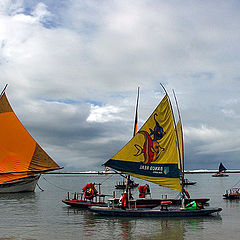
xmin=223 ymin=194 xmax=240 ymax=199
xmin=62 ymin=197 xmax=210 ymax=209
xmin=182 ymin=181 xmax=197 ymax=186
xmin=115 ymin=184 xmax=139 ymax=189
xmin=212 ymin=174 xmax=229 ymax=177
xmin=62 ymin=199 xmax=159 ymax=209
xmin=0 ymin=175 xmax=40 ymax=193
xmin=89 ymin=206 xmax=222 ymax=217
xmin=135 ymin=198 xmax=209 ymax=206
xmin=183 ymin=182 xmax=196 ymax=185
xmin=62 ymin=199 xmax=109 ymax=208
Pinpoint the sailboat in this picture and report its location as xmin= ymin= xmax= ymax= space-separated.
xmin=90 ymin=86 xmax=222 ymax=217
xmin=0 ymin=85 xmax=62 ymax=193
xmin=212 ymin=163 xmax=229 ymax=177
xmin=223 ymin=187 xmax=240 ymax=199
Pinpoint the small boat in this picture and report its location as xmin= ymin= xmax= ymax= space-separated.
xmin=182 ymin=178 xmax=197 ymax=186
xmin=115 ymin=179 xmax=139 ymax=189
xmin=62 ymin=193 xmax=159 ymax=209
xmin=212 ymin=163 xmax=229 ymax=177
xmin=62 ymin=187 xmax=210 ymax=209
xmin=90 ymin=205 xmax=222 ymax=217
xmin=0 ymin=85 xmax=62 ymax=193
xmin=223 ymin=188 xmax=240 ymax=199
xmin=89 ymin=86 xmax=221 ymax=217
xmin=62 ymin=183 xmax=115 ymax=208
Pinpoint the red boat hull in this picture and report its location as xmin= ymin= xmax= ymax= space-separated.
xmin=62 ymin=198 xmax=210 ymax=209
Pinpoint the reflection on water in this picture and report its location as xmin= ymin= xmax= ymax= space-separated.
xmin=0 ymin=174 xmax=236 ymax=240
xmin=64 ymin=206 xmax=222 ymax=240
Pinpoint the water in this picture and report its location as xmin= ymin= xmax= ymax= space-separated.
xmin=0 ymin=173 xmax=240 ymax=240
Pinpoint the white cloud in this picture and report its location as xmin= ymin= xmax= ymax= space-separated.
xmin=87 ymin=104 xmax=122 ymax=122
xmin=184 ymin=125 xmax=224 ymax=142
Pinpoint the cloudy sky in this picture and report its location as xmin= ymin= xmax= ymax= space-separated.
xmin=1 ymin=0 xmax=240 ymax=171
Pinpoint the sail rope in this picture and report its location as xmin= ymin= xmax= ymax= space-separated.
xmin=230 ymin=179 xmax=240 ymax=189
xmin=41 ymin=174 xmax=114 ymax=192
xmin=99 ymin=173 xmax=115 ymax=185
xmin=36 ymin=182 xmax=44 ymax=191
xmin=42 ymin=176 xmax=73 ymax=191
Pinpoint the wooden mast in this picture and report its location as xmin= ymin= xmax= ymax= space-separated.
xmin=160 ymin=83 xmax=183 ymax=192
xmin=172 ymin=89 xmax=185 ymax=189
xmin=126 ymin=87 xmax=140 ymax=196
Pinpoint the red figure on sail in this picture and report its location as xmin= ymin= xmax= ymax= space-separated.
xmin=134 ymin=114 xmax=166 ymax=164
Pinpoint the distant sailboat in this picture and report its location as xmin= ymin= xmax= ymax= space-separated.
xmin=90 ymin=86 xmax=221 ymax=217
xmin=212 ymin=163 xmax=229 ymax=177
xmin=0 ymin=85 xmax=62 ymax=193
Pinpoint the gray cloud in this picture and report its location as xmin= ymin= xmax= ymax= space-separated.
xmin=1 ymin=0 xmax=240 ymax=170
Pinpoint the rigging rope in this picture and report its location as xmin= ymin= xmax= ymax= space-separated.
xmin=42 ymin=176 xmax=73 ymax=191
xmin=99 ymin=173 xmax=114 ymax=185
xmin=37 ymin=182 xmax=44 ymax=191
xmin=231 ymin=178 xmax=240 ymax=189
xmin=41 ymin=173 xmax=116 ymax=193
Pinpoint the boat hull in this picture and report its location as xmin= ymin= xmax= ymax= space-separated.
xmin=223 ymin=194 xmax=240 ymax=199
xmin=0 ymin=175 xmax=40 ymax=193
xmin=62 ymin=199 xmax=159 ymax=209
xmin=115 ymin=183 xmax=139 ymax=189
xmin=89 ymin=206 xmax=222 ymax=217
xmin=62 ymin=199 xmax=109 ymax=208
xmin=212 ymin=174 xmax=229 ymax=177
xmin=62 ymin=197 xmax=210 ymax=209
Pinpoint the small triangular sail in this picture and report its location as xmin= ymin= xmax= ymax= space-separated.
xmin=219 ymin=163 xmax=227 ymax=173
xmin=0 ymin=93 xmax=61 ymax=183
xmin=105 ymin=94 xmax=181 ymax=192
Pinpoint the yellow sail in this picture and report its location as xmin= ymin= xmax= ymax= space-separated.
xmin=0 ymin=93 xmax=61 ymax=184
xmin=105 ymin=94 xmax=181 ymax=191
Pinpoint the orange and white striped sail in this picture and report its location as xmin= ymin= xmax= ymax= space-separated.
xmin=0 ymin=93 xmax=61 ymax=183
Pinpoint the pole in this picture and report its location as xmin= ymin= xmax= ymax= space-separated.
xmin=133 ymin=86 xmax=140 ymax=137
xmin=172 ymin=89 xmax=185 ymax=188
xmin=160 ymin=83 xmax=183 ymax=194
xmin=0 ymin=84 xmax=8 ymax=98
xmin=126 ymin=87 xmax=140 ymax=196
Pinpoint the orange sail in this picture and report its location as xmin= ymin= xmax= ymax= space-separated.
xmin=0 ymin=93 xmax=61 ymax=184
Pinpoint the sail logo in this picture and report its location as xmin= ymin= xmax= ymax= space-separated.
xmin=134 ymin=113 xmax=166 ymax=164
xmin=163 ymin=167 xmax=169 ymax=175
xmin=139 ymin=165 xmax=169 ymax=175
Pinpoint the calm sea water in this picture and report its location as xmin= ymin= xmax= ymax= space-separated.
xmin=0 ymin=173 xmax=240 ymax=240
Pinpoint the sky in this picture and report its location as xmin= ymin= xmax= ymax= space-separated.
xmin=1 ymin=0 xmax=240 ymax=171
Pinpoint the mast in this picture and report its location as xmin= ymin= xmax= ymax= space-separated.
xmin=172 ymin=89 xmax=185 ymax=189
xmin=0 ymin=84 xmax=8 ymax=99
xmin=160 ymin=83 xmax=183 ymax=190
xmin=133 ymin=87 xmax=140 ymax=137
xmin=126 ymin=87 xmax=140 ymax=192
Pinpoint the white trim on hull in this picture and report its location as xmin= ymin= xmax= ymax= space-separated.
xmin=0 ymin=175 xmax=40 ymax=193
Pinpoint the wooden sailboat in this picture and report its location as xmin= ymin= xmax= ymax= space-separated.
xmin=0 ymin=85 xmax=62 ymax=193
xmin=63 ymin=87 xmax=208 ymax=209
xmin=90 ymin=87 xmax=222 ymax=217
xmin=212 ymin=163 xmax=229 ymax=177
